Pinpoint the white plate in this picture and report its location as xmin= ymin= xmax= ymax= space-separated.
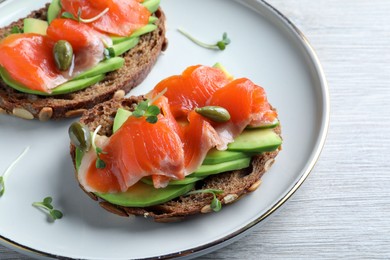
xmin=0 ymin=0 xmax=329 ymax=259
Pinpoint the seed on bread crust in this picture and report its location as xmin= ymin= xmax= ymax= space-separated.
xmin=223 ymin=194 xmax=239 ymax=204
xmin=201 ymin=205 xmax=213 ymax=214
xmin=113 ymin=90 xmax=125 ymax=100
xmin=65 ymin=109 xmax=87 ymax=118
xmin=12 ymin=108 xmax=34 ymax=120
xmin=248 ymin=179 xmax=262 ymax=192
xmin=38 ymin=107 xmax=53 ymax=121
xmin=264 ymin=158 xmax=275 ymax=172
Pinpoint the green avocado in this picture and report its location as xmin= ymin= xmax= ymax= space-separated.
xmin=192 ymin=157 xmax=252 ymax=177
xmin=246 ymin=119 xmax=280 ymax=130
xmin=0 ymin=67 xmax=104 ymax=96
xmin=113 ymin=108 xmax=132 ymax=133
xmin=111 ymin=24 xmax=157 ymax=44
xmin=143 ymin=0 xmax=160 ymax=13
xmin=23 ymin=18 xmax=48 ymax=35
xmin=213 ymin=62 xmax=233 ymax=80
xmin=227 ymin=128 xmax=282 ymax=153
xmin=73 ymin=57 xmax=125 ymax=80
xmin=47 ymin=0 xmax=61 ymax=24
xmin=148 ymin=16 xmax=158 ymax=24
xmin=141 ymin=176 xmax=204 ymax=186
xmin=95 ymin=181 xmax=194 ymax=207
xmin=203 ymin=149 xmax=249 ymax=165
xmin=108 ymin=37 xmax=140 ymax=57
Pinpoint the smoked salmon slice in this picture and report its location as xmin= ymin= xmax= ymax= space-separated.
xmin=150 ymin=65 xmax=231 ymax=119
xmin=60 ymin=0 xmax=151 ymax=36
xmin=80 ymin=97 xmax=185 ymax=193
xmin=207 ymin=78 xmax=278 ymax=148
xmin=181 ymin=111 xmax=222 ymax=175
xmin=0 ymin=33 xmax=67 ymax=92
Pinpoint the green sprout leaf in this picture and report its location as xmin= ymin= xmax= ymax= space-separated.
xmin=10 ymin=26 xmax=23 ymax=34
xmin=211 ymin=196 xmax=222 ymax=212
xmin=32 ymin=196 xmax=63 ymax=221
xmin=187 ymin=189 xmax=224 ymax=212
xmin=137 ymin=100 xmax=149 ymax=111
xmin=146 ymin=105 xmax=160 ymax=116
xmin=95 ymin=157 xmax=106 ymax=169
xmin=177 ymin=28 xmax=231 ymax=51
xmin=146 ymin=115 xmax=158 ymax=124
xmin=0 ymin=146 xmax=30 ymax=197
xmin=132 ymin=100 xmax=161 ymax=124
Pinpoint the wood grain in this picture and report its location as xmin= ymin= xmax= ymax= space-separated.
xmin=1 ymin=0 xmax=390 ymax=259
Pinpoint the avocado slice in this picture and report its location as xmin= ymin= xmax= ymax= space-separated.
xmin=111 ymin=24 xmax=157 ymax=44
xmin=23 ymin=18 xmax=48 ymax=35
xmin=95 ymin=181 xmax=194 ymax=207
xmin=141 ymin=176 xmax=204 ymax=186
xmin=227 ymin=128 xmax=282 ymax=153
xmin=246 ymin=119 xmax=280 ymax=130
xmin=108 ymin=37 xmax=140 ymax=57
xmin=213 ymin=62 xmax=234 ymax=81
xmin=143 ymin=0 xmax=160 ymax=13
xmin=192 ymin=157 xmax=251 ymax=177
xmin=0 ymin=66 xmax=104 ymax=96
xmin=47 ymin=0 xmax=61 ymax=24
xmin=73 ymin=57 xmax=125 ymax=80
xmin=113 ymin=108 xmax=132 ymax=133
xmin=148 ymin=16 xmax=158 ymax=24
xmin=203 ymin=149 xmax=249 ymax=165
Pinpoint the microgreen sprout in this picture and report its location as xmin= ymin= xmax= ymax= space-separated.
xmin=92 ymin=125 xmax=107 ymax=169
xmin=132 ymin=100 xmax=160 ymax=124
xmin=32 ymin=197 xmax=63 ymax=221
xmin=0 ymin=146 xmax=30 ymax=197
xmin=177 ymin=28 xmax=231 ymax=51
xmin=10 ymin=26 xmax=23 ymax=34
xmin=187 ymin=189 xmax=224 ymax=212
xmin=62 ymin=7 xmax=109 ymax=23
xmin=133 ymin=89 xmax=167 ymax=124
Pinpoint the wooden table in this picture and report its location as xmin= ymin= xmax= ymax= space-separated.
xmin=1 ymin=0 xmax=390 ymax=259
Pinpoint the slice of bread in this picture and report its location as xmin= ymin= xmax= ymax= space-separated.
xmin=70 ymin=96 xmax=282 ymax=223
xmin=0 ymin=4 xmax=167 ymax=121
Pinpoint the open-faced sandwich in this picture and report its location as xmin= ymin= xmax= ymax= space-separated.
xmin=0 ymin=0 xmax=166 ymax=120
xmin=69 ymin=64 xmax=282 ymax=222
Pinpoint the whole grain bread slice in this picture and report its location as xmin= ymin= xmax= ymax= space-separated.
xmin=0 ymin=4 xmax=167 ymax=121
xmin=70 ymin=96 xmax=282 ymax=222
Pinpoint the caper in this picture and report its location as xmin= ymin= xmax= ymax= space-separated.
xmin=195 ymin=106 xmax=231 ymax=123
xmin=53 ymin=40 xmax=73 ymax=71
xmin=68 ymin=122 xmax=91 ymax=152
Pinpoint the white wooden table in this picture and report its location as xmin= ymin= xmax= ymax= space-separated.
xmin=1 ymin=0 xmax=390 ymax=259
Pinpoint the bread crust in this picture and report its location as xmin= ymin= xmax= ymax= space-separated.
xmin=70 ymin=97 xmax=282 ymax=222
xmin=0 ymin=5 xmax=167 ymax=120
